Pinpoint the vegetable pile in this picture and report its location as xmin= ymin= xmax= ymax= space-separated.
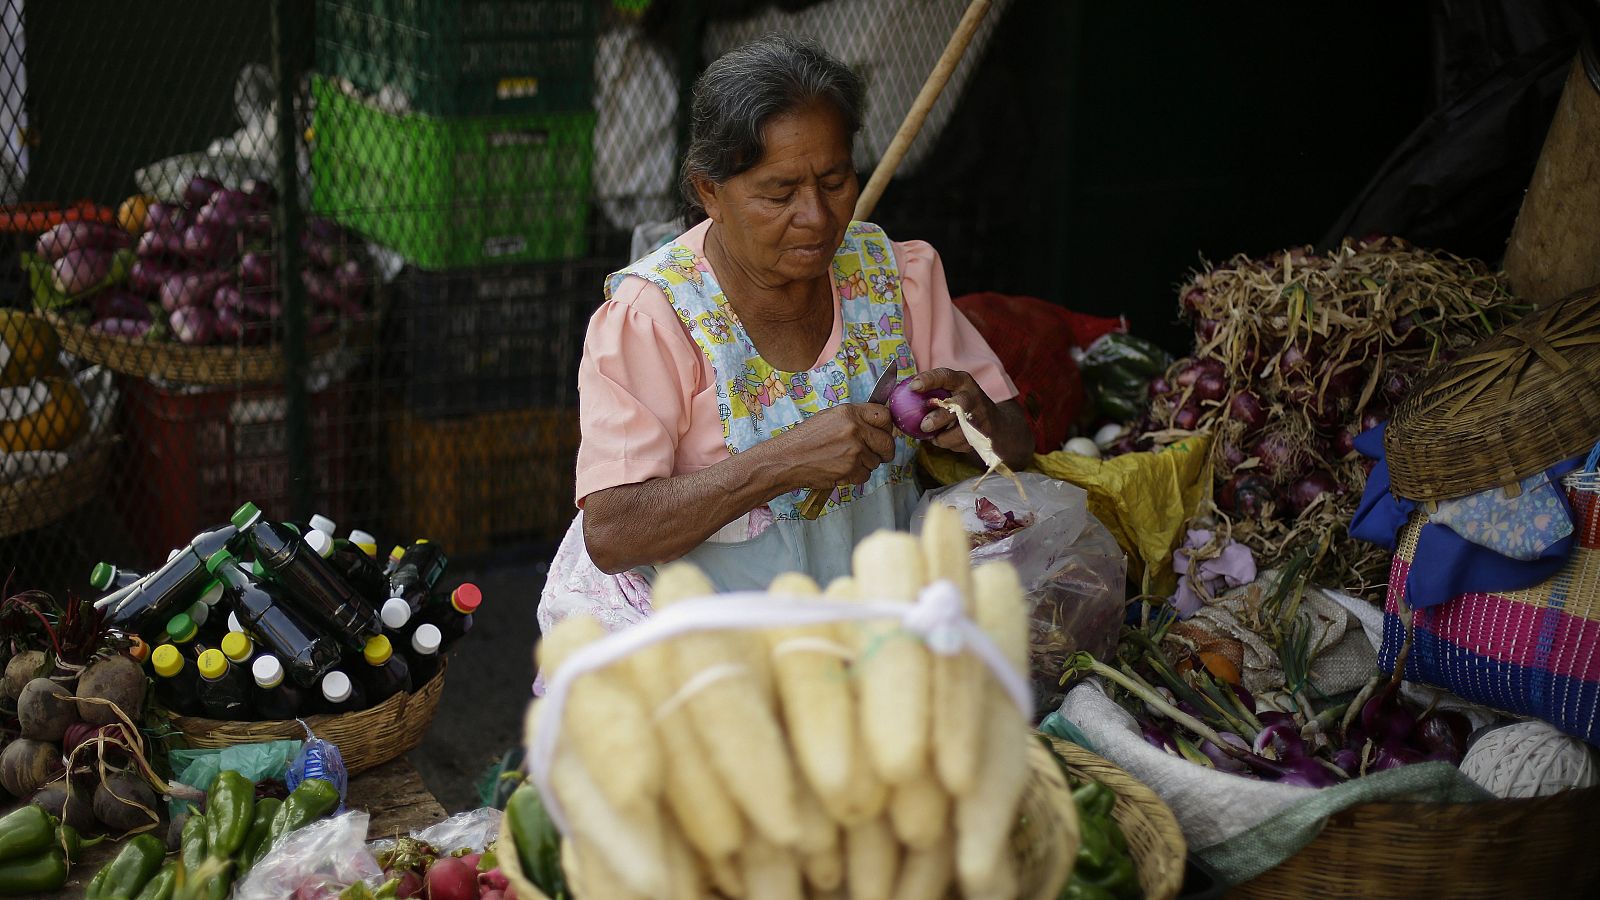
xmin=361 ymin=835 xmax=513 ymax=900
xmin=1054 ymin=770 xmax=1137 ymax=900
xmin=525 ymin=506 xmax=1061 ymax=899
xmin=1130 ymin=237 xmax=1528 ymax=595
xmin=29 ymin=177 xmax=374 ymax=347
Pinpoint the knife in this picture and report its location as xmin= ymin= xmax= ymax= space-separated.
xmin=797 ymin=365 xmax=901 ymax=519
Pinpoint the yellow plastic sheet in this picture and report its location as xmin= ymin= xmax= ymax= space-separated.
xmin=920 ymin=435 xmax=1212 ymax=596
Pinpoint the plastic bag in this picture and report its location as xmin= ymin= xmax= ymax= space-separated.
xmin=367 ymin=807 xmax=502 ymax=858
xmin=166 ymin=739 xmax=303 ymax=819
xmin=913 ymin=472 xmax=1127 ymax=717
xmin=234 ymin=811 xmax=385 ymax=900
xmin=287 ymin=722 xmax=349 ymax=812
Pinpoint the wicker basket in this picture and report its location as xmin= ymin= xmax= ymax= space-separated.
xmin=38 ymin=307 xmax=376 ymax=387
xmin=0 ymin=440 xmax=115 ymax=538
xmin=496 ymin=734 xmax=1186 ymax=900
xmin=168 ymin=659 xmax=446 ymax=775
xmin=1230 ymin=782 xmax=1600 ymax=898
xmin=1385 ymin=286 xmax=1600 ymax=501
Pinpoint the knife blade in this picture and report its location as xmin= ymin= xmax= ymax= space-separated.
xmin=797 ymin=365 xmax=901 ymax=519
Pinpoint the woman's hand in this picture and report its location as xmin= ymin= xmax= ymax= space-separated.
xmin=907 ymin=368 xmax=1035 ymax=469
xmin=776 ymin=402 xmax=898 ymax=490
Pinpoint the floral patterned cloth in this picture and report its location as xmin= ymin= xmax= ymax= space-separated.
xmin=1428 ymin=471 xmax=1574 ymax=561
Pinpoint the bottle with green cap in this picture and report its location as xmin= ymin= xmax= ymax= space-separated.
xmin=104 ymin=522 xmax=239 ymax=640
xmin=405 ymin=623 xmax=443 ymax=686
xmin=196 ymin=648 xmax=252 ymax=720
xmin=250 ymin=654 xmax=305 ymax=720
xmin=232 ymin=501 xmax=381 ymax=648
xmin=206 ymin=547 xmax=342 ymax=689
xmin=305 ymin=530 xmax=388 ymax=609
xmin=356 ymin=634 xmax=412 ymax=703
xmin=387 ymin=540 xmax=449 ymax=619
xmin=91 ymin=562 xmax=142 ymax=592
xmin=420 ymin=582 xmax=481 ymax=649
xmin=164 ymin=611 xmax=200 ymax=648
xmin=150 ymin=644 xmax=202 ymax=715
xmin=319 ymin=669 xmax=368 ymax=715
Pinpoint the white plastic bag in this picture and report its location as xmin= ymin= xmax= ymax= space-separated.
xmin=367 ymin=807 xmax=502 ymax=858
xmin=913 ymin=472 xmax=1127 ymax=716
xmin=234 ymin=811 xmax=385 ymax=900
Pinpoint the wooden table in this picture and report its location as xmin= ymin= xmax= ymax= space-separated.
xmin=5 ymin=757 xmax=448 ymax=898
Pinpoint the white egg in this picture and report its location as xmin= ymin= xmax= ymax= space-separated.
xmin=1063 ymin=437 xmax=1102 ymax=458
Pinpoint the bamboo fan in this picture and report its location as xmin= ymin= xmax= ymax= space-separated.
xmin=1385 ymin=286 xmax=1600 ymax=501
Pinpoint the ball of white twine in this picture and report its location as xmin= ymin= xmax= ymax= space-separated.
xmin=1458 ymin=720 xmax=1600 ymax=798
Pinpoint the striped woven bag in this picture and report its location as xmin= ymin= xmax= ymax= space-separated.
xmin=1379 ymin=443 xmax=1600 ymax=746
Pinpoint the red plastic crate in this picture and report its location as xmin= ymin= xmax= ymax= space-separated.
xmin=117 ymin=377 xmax=364 ymax=566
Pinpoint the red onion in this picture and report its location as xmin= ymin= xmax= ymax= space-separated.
xmin=1276 ymin=343 xmax=1320 ymax=380
xmin=1175 ymin=358 xmax=1225 ymax=389
xmin=1181 ymin=287 xmax=1206 ymax=313
xmin=1360 ymin=411 xmax=1385 ymax=434
xmin=1325 ymin=364 xmax=1366 ymax=397
xmin=1201 ymin=737 xmax=1251 ymax=774
xmin=886 ymin=379 xmax=952 ymax=439
xmin=1360 ymin=681 xmax=1416 ymax=745
xmin=1381 ymin=368 xmax=1414 ymax=404
xmin=1285 ymin=470 xmax=1340 ymax=514
xmin=1220 ymin=473 xmax=1274 ymax=517
xmin=1415 ymin=710 xmax=1470 ymax=764
xmin=1333 ymin=429 xmax=1358 ymax=458
xmin=1218 ymin=440 xmax=1248 ymax=470
xmin=1173 ymin=404 xmax=1202 ymax=431
xmin=1252 ymin=432 xmax=1305 ymax=482
xmin=1197 ymin=318 xmax=1222 ymax=341
xmin=1193 ymin=373 xmax=1228 ymax=402
xmin=1371 ymin=745 xmax=1423 ymax=772
xmin=1147 ymin=377 xmax=1173 ymax=400
xmin=1229 ymin=390 xmax=1267 ymax=431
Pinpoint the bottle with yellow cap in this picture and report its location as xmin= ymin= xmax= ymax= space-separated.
xmin=150 ymin=643 xmax=202 ymax=715
xmin=345 ymin=530 xmax=379 ymax=560
xmin=382 ymin=545 xmax=406 ymax=578
xmin=356 ymin=634 xmax=412 ymax=704
xmin=386 ymin=541 xmax=448 ymax=620
xmin=196 ymin=648 xmax=252 ymax=720
xmin=221 ymin=632 xmax=254 ymax=667
xmin=305 ymin=530 xmax=388 ymax=609
xmin=205 ymin=547 xmax=342 ymax=689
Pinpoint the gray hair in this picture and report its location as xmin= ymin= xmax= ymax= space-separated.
xmin=680 ymin=34 xmax=866 ymax=224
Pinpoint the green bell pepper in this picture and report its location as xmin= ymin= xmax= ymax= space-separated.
xmin=132 ymin=861 xmax=177 ymax=900
xmin=0 ymin=848 xmax=68 ymax=895
xmin=0 ymin=805 xmax=55 ymax=862
xmin=505 ymin=783 xmax=567 ymax=898
xmin=266 ymin=778 xmax=339 ymax=850
xmin=237 ymin=797 xmax=281 ymax=875
xmin=204 ymin=770 xmax=256 ymax=860
xmin=179 ymin=813 xmax=207 ymax=874
xmin=87 ymin=832 xmax=166 ymax=900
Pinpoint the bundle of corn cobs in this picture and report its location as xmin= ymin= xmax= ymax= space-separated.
xmin=1131 ymin=236 xmax=1528 ymax=596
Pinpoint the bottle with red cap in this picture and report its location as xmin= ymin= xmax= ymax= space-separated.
xmin=419 ymin=583 xmax=480 ymax=649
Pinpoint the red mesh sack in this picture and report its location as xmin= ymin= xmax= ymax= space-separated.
xmin=954 ymin=292 xmax=1118 ymax=454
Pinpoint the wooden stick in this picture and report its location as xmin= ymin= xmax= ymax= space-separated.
xmin=853 ymin=0 xmax=994 ymax=222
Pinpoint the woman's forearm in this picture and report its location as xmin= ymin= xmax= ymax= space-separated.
xmin=582 ymin=442 xmax=796 ymax=574
xmin=990 ymin=399 xmax=1036 ymax=469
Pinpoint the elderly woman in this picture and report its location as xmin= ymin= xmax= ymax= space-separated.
xmin=538 ymin=35 xmax=1031 ymax=634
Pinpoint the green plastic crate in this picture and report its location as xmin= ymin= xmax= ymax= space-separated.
xmin=315 ymin=0 xmax=595 ymax=117
xmin=310 ymin=77 xmax=594 ymax=269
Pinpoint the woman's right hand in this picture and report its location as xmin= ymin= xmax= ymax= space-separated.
xmin=775 ymin=403 xmax=897 ymax=491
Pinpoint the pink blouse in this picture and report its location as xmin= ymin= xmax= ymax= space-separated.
xmin=574 ymin=220 xmax=1017 ymax=505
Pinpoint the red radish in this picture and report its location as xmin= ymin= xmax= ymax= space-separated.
xmin=886 ymin=379 xmax=952 ymax=440
xmin=1285 ymin=470 xmax=1340 ymax=514
xmin=459 ymin=853 xmax=482 ymax=873
xmin=1193 ymin=372 xmax=1227 ymax=402
xmin=478 ymin=869 xmax=509 ymax=891
xmin=479 ymin=893 xmax=504 ymax=900
xmin=1173 ymin=404 xmax=1202 ymax=431
xmin=424 ymin=857 xmax=476 ymax=900
xmin=1229 ymin=390 xmax=1267 ymax=431
xmin=390 ymin=868 xmax=423 ymax=898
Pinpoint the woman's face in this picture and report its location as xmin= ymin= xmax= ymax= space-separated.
xmin=696 ymin=100 xmax=858 ymax=285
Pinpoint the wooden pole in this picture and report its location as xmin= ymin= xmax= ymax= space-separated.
xmin=852 ymin=0 xmax=993 ymax=221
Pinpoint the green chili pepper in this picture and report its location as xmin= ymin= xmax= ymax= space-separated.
xmin=88 ymin=832 xmax=166 ymax=900
xmin=0 ymin=848 xmax=68 ymax=895
xmin=237 ymin=797 xmax=281 ymax=875
xmin=59 ymin=823 xmax=106 ymax=864
xmin=1078 ymin=853 xmax=1139 ymax=899
xmin=132 ymin=861 xmax=177 ymax=900
xmin=0 ymin=805 xmax=56 ymax=862
xmin=1076 ymin=818 xmax=1112 ymax=873
xmin=267 ymin=778 xmax=339 ymax=850
xmin=204 ymin=770 xmax=256 ymax=860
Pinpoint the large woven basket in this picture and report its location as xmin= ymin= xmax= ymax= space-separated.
xmin=496 ymin=735 xmax=1186 ymax=900
xmin=38 ymin=307 xmax=376 ymax=387
xmin=1385 ymin=286 xmax=1600 ymax=501
xmin=167 ymin=659 xmax=446 ymax=775
xmin=0 ymin=440 xmax=115 ymax=538
xmin=1229 ymin=782 xmax=1600 ymax=898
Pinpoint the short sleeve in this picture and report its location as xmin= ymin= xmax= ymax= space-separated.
xmin=574 ymin=277 xmax=704 ymax=505
xmin=896 ymin=239 xmax=1018 ymax=403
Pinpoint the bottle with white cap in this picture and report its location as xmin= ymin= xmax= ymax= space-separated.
xmin=206 ymin=548 xmax=342 ymax=689
xmin=345 ymin=530 xmax=379 ymax=560
xmin=319 ymin=669 xmax=368 ymax=714
xmin=405 ymin=623 xmax=443 ymax=686
xmin=233 ymin=501 xmax=381 ymax=648
xmin=251 ymin=654 xmax=305 ymax=721
xmin=308 ymin=513 xmax=338 ymax=539
xmin=227 ymin=611 xmax=246 ymax=635
xmin=304 ymin=530 xmax=388 ymax=608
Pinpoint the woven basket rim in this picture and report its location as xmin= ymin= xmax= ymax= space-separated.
xmin=1385 ymin=286 xmax=1600 ymax=501
xmin=0 ymin=440 xmax=115 ymax=538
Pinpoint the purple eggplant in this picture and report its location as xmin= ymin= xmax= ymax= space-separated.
xmin=129 ymin=257 xmax=177 ymax=295
xmin=92 ymin=289 xmax=152 ymax=323
xmin=183 ymin=174 xmax=225 ymax=209
xmin=181 ymin=222 xmax=237 ymax=264
xmin=35 ymin=220 xmax=129 ymax=263
xmin=136 ymin=228 xmax=187 ymax=259
xmin=51 ymin=248 xmax=114 ymax=296
xmin=169 ymin=306 xmax=217 ymax=345
xmin=240 ymin=251 xmax=276 ymax=290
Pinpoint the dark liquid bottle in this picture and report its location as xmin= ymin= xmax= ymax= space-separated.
xmin=196 ymin=649 xmax=252 ymax=720
xmin=406 ymin=623 xmax=443 ymax=687
xmin=250 ymin=654 xmax=305 ymax=721
xmin=221 ymin=632 xmax=255 ymax=669
xmin=91 ymin=562 xmax=141 ymax=592
xmin=306 ymin=530 xmax=389 ymax=609
xmin=422 ymin=583 xmax=481 ymax=649
xmin=387 ymin=541 xmax=449 ymax=618
xmin=233 ymin=501 xmax=381 ymax=648
xmin=358 ymin=635 xmax=412 ymax=703
xmin=206 ymin=548 xmax=343 ymax=689
xmin=382 ymin=545 xmax=405 ymax=577
xmin=319 ymin=669 xmax=367 ymax=714
xmin=105 ymin=523 xmax=238 ymax=641
xmin=347 ymin=529 xmax=379 ymax=560
xmin=164 ymin=612 xmax=201 ymax=653
xmin=151 ymin=644 xmax=202 ymax=715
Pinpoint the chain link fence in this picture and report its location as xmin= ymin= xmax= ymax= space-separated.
xmin=0 ymin=0 xmax=1059 ymax=599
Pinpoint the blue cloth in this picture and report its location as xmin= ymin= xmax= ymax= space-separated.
xmin=1349 ymin=423 xmax=1578 ymax=608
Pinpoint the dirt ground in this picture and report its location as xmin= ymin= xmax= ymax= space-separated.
xmin=404 ymin=553 xmax=549 ymax=811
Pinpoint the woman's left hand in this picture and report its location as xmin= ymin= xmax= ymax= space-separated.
xmin=906 ymin=368 xmax=1034 ymax=468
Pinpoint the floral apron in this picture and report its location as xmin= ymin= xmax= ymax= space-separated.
xmin=537 ymin=222 xmax=922 ymax=641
